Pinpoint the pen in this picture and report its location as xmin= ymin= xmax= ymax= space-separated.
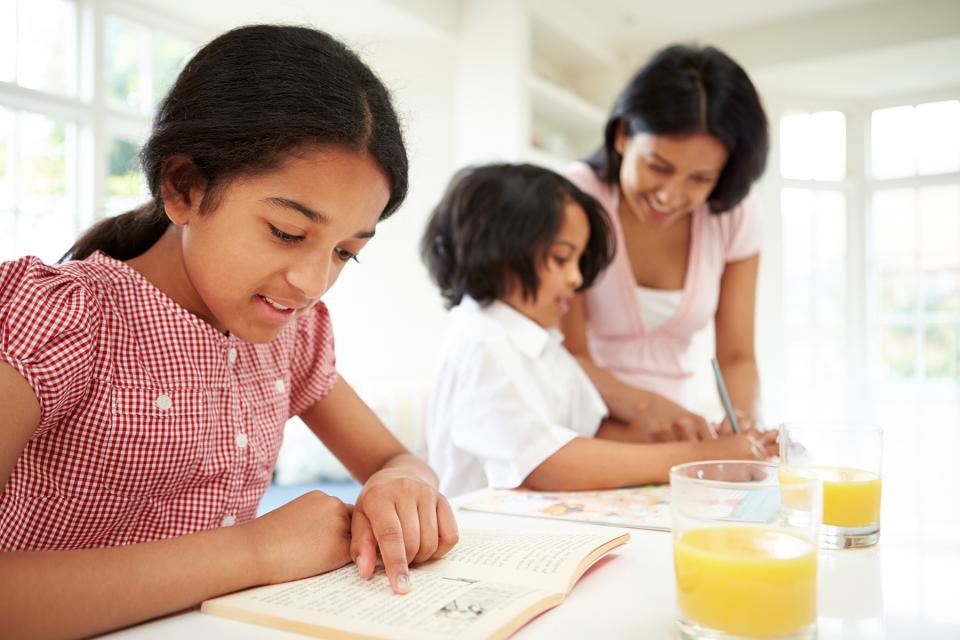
xmin=710 ymin=358 xmax=740 ymax=434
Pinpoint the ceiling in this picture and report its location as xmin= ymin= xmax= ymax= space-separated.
xmin=529 ymin=0 xmax=881 ymax=53
xmin=130 ymin=0 xmax=960 ymax=99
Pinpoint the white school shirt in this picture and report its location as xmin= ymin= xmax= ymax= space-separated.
xmin=425 ymin=298 xmax=608 ymax=497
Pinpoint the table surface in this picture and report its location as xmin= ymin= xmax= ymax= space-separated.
xmin=101 ymin=487 xmax=960 ymax=640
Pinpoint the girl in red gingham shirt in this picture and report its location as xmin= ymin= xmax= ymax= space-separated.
xmin=0 ymin=25 xmax=457 ymax=638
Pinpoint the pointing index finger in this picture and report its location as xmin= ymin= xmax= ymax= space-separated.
xmin=366 ymin=503 xmax=411 ymax=594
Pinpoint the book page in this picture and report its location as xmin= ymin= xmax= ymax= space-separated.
xmin=459 ymin=486 xmax=671 ymax=531
xmin=203 ymin=564 xmax=553 ymax=640
xmin=419 ymin=528 xmax=627 ymax=591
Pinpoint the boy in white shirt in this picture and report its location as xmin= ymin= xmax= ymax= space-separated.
xmin=421 ymin=164 xmax=776 ymax=497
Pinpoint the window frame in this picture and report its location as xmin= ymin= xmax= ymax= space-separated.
xmin=760 ymin=86 xmax=960 ymax=416
xmin=0 ymin=0 xmax=206 ymax=259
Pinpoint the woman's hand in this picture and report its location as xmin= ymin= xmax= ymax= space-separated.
xmin=715 ymin=409 xmax=758 ymax=437
xmin=630 ymin=390 xmax=714 ymax=442
xmin=241 ymin=491 xmax=353 ymax=585
xmin=699 ymin=427 xmax=779 ymax=462
xmin=351 ymin=468 xmax=459 ymax=595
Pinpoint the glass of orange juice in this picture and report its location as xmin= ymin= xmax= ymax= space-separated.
xmin=779 ymin=422 xmax=883 ymax=549
xmin=671 ymin=461 xmax=821 ymax=640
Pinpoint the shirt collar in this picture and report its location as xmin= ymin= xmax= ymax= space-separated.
xmin=465 ymin=298 xmax=563 ymax=360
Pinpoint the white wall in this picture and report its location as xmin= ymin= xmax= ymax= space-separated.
xmin=322 ymin=34 xmax=459 ymax=387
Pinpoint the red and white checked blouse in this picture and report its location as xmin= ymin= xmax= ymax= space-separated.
xmin=0 ymin=252 xmax=338 ymax=550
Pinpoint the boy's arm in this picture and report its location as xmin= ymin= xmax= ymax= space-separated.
xmin=522 ymin=432 xmax=773 ymax=491
xmin=0 ymin=362 xmax=354 ymax=639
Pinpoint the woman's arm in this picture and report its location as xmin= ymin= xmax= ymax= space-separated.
xmin=299 ymin=377 xmax=458 ymax=595
xmin=562 ymin=295 xmax=712 ymax=440
xmin=523 ymin=428 xmax=777 ymax=491
xmin=0 ymin=362 xmax=353 ymax=639
xmin=714 ymin=254 xmax=762 ymax=424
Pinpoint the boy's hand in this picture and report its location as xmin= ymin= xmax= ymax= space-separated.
xmin=242 ymin=491 xmax=353 ymax=585
xmin=350 ymin=469 xmax=459 ymax=594
xmin=630 ymin=390 xmax=714 ymax=442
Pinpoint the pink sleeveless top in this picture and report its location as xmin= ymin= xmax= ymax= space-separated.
xmin=565 ymin=163 xmax=761 ymax=407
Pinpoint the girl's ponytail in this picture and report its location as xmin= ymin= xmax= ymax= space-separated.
xmin=63 ymin=203 xmax=169 ymax=261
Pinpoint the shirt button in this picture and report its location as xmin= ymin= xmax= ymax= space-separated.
xmin=221 ymin=515 xmax=236 ymax=527
xmin=227 ymin=348 xmax=238 ymax=365
xmin=235 ymin=432 xmax=248 ymax=450
xmin=154 ymin=394 xmax=173 ymax=411
xmin=275 ymin=379 xmax=286 ymax=393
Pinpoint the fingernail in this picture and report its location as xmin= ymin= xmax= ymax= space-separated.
xmin=396 ymin=573 xmax=411 ymax=593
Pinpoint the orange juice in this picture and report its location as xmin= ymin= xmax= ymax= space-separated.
xmin=781 ymin=466 xmax=881 ymax=527
xmin=674 ymin=526 xmax=817 ymax=637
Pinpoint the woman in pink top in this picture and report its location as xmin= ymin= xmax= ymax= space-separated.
xmin=0 ymin=26 xmax=456 ymax=638
xmin=563 ymin=45 xmax=769 ymax=441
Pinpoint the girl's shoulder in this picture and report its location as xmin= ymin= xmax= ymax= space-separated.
xmin=0 ymin=255 xmax=108 ymax=322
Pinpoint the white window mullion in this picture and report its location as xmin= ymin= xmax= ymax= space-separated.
xmin=846 ymin=106 xmax=867 ymax=414
xmin=76 ymin=0 xmax=97 ymax=231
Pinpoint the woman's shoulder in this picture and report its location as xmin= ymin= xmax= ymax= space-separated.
xmin=707 ymin=195 xmax=762 ymax=261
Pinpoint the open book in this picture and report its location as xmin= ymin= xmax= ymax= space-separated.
xmin=202 ymin=526 xmax=628 ymax=640
xmin=458 ymin=486 xmax=672 ymax=531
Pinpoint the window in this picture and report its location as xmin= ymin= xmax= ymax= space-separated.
xmin=4 ymin=0 xmax=78 ymax=96
xmin=0 ymin=0 xmax=197 ymax=262
xmin=771 ymin=97 xmax=960 ymax=422
xmin=104 ymin=14 xmax=193 ymax=114
xmin=868 ymin=99 xmax=960 ymax=383
xmin=775 ymin=110 xmax=850 ymax=417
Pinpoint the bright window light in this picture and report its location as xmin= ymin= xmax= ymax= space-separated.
xmin=15 ymin=0 xmax=77 ymax=96
xmin=779 ymin=110 xmax=846 ymax=181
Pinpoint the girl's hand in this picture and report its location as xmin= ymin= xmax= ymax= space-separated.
xmin=242 ymin=491 xmax=353 ymax=585
xmin=350 ymin=469 xmax=459 ymax=595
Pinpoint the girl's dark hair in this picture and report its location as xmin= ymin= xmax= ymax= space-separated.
xmin=64 ymin=24 xmax=407 ymax=262
xmin=586 ymin=44 xmax=768 ymax=213
xmin=421 ymin=163 xmax=615 ymax=308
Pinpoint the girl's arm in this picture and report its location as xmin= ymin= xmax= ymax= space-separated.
xmin=714 ymin=254 xmax=762 ymax=428
xmin=0 ymin=363 xmax=354 ymax=639
xmin=299 ymin=377 xmax=459 ymax=595
xmin=523 ymin=429 xmax=778 ymax=491
xmin=562 ymin=294 xmax=713 ymax=440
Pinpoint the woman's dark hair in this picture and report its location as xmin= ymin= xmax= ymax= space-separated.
xmin=586 ymin=44 xmax=768 ymax=213
xmin=421 ymin=163 xmax=615 ymax=308
xmin=64 ymin=24 xmax=407 ymax=261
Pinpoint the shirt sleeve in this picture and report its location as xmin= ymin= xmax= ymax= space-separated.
xmin=448 ymin=341 xmax=582 ymax=490
xmin=0 ymin=257 xmax=102 ymax=439
xmin=289 ymin=301 xmax=339 ymax=417
xmin=722 ymin=195 xmax=763 ymax=262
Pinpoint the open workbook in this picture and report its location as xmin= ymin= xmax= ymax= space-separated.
xmin=458 ymin=486 xmax=672 ymax=531
xmin=202 ymin=526 xmax=628 ymax=640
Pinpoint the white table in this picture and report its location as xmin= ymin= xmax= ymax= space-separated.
xmin=101 ymin=494 xmax=960 ymax=640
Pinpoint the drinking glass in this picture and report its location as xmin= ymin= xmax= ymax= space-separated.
xmin=779 ymin=422 xmax=883 ymax=549
xmin=672 ymin=460 xmax=821 ymax=640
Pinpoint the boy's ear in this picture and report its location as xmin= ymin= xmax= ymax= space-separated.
xmin=159 ymin=154 xmax=208 ymax=225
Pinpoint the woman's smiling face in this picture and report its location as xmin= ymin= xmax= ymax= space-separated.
xmin=616 ymin=129 xmax=729 ymax=227
xmin=165 ymin=145 xmax=390 ymax=343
